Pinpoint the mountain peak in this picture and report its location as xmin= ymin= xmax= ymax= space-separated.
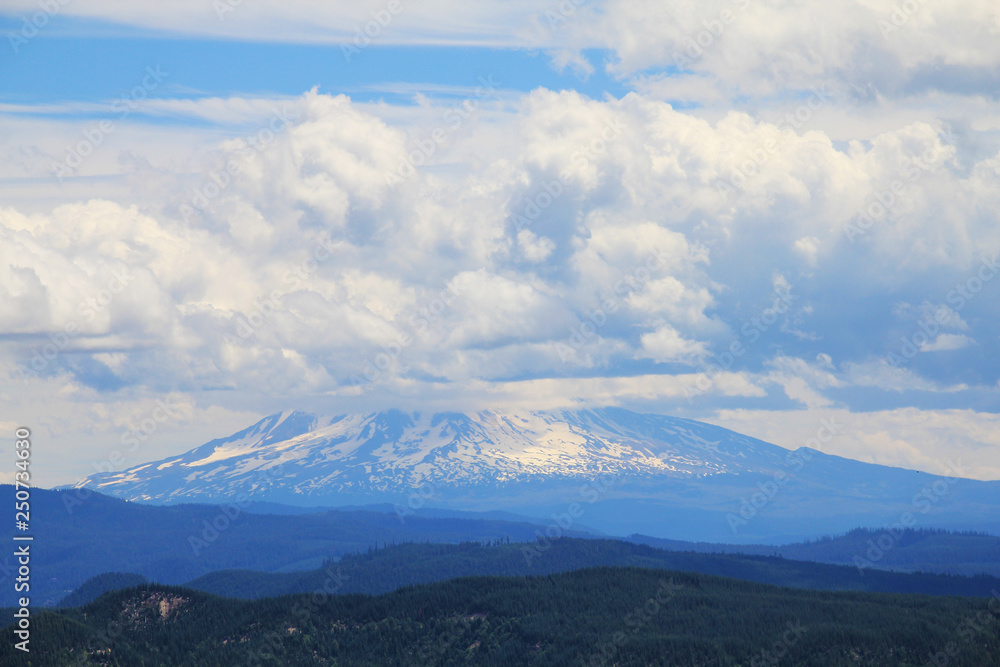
xmin=74 ymin=407 xmax=1000 ymax=542
xmin=79 ymin=408 xmax=779 ymax=503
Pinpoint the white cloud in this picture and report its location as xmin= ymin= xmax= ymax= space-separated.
xmin=22 ymin=0 xmax=997 ymax=100
xmin=1 ymin=0 xmax=547 ymax=45
xmin=708 ymin=407 xmax=1000 ymax=481
xmin=573 ymin=0 xmax=1000 ymax=107
xmin=5 ymin=0 xmax=999 ymax=119
xmin=920 ymin=333 xmax=974 ymax=352
xmin=3 ymin=81 xmax=1000 ymax=482
xmin=842 ymin=359 xmax=968 ymax=393
xmin=763 ymin=355 xmax=844 ymax=408
xmin=793 ymin=236 xmax=820 ymax=266
xmin=638 ymin=325 xmax=708 ymax=363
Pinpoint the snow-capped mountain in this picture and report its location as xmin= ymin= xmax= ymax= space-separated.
xmin=76 ymin=409 xmax=1000 ymax=543
xmin=83 ymin=409 xmax=791 ymax=501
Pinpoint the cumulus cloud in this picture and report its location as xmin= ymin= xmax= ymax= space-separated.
xmin=563 ymin=0 xmax=1000 ymax=106
xmin=5 ymin=90 xmax=1000 ymax=397
xmin=638 ymin=325 xmax=708 ymax=363
xmin=3 ymin=9 xmax=1000 ymax=484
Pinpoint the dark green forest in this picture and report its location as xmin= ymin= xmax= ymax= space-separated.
xmin=58 ymin=573 xmax=150 ymax=608
xmin=4 ymin=566 xmax=999 ymax=666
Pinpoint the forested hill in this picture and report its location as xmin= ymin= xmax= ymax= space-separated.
xmin=5 ymin=483 xmax=998 ymax=608
xmin=183 ymin=538 xmax=1000 ymax=600
xmin=630 ymin=527 xmax=1000 ymax=577
xmin=0 ymin=485 xmax=581 ymax=607
xmin=5 ymin=568 xmax=999 ymax=666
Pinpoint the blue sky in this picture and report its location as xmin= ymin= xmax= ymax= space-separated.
xmin=2 ymin=0 xmax=1000 ymax=486
xmin=0 ymin=16 xmax=630 ymax=107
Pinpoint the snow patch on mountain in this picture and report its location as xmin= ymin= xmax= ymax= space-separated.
xmin=78 ymin=408 xmax=790 ymax=503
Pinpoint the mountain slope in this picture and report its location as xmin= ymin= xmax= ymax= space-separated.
xmin=58 ymin=573 xmax=150 ymax=607
xmin=73 ymin=408 xmax=1000 ymax=543
xmin=78 ymin=408 xmax=792 ymax=501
